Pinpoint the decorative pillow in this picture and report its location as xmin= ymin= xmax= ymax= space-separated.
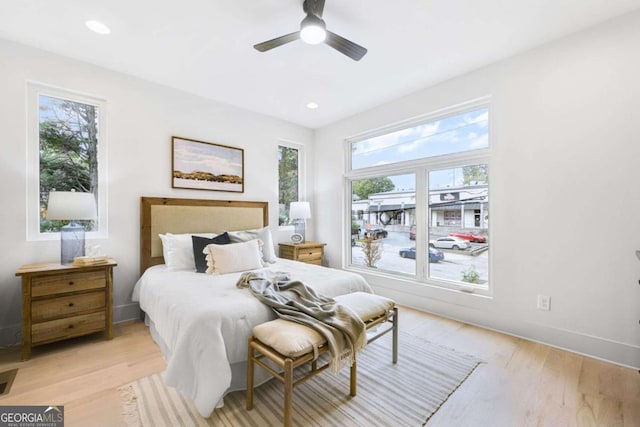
xmin=192 ymin=233 xmax=230 ymax=273
xmin=159 ymin=232 xmax=216 ymax=271
xmin=228 ymin=226 xmax=276 ymax=263
xmin=204 ymin=239 xmax=264 ymax=275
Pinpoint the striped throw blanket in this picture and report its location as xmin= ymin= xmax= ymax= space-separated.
xmin=237 ymin=270 xmax=366 ymax=372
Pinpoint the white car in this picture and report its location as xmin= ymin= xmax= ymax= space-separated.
xmin=429 ymin=236 xmax=471 ymax=250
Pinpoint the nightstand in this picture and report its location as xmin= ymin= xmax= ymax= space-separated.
xmin=15 ymin=259 xmax=116 ymax=360
xmin=278 ymin=242 xmax=326 ymax=266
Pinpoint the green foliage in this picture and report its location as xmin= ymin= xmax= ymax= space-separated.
xmin=351 ymin=218 xmax=360 ymax=233
xmin=461 ymin=265 xmax=480 ymax=284
xmin=278 ymin=146 xmax=299 ymax=225
xmin=39 ymin=97 xmax=98 ymax=232
xmin=352 ymin=177 xmax=395 ymax=200
xmin=462 ymin=164 xmax=488 ymax=185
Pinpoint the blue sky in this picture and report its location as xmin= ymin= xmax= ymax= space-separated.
xmin=352 ymin=107 xmax=489 ymax=190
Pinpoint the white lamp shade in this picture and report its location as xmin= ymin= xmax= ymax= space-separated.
xmin=46 ymin=191 xmax=97 ymax=220
xmin=289 ymin=201 xmax=311 ymax=219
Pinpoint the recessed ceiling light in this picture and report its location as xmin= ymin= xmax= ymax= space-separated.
xmin=85 ymin=20 xmax=111 ymax=35
xmin=306 ymin=102 xmax=319 ymax=110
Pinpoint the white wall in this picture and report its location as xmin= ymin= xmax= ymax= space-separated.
xmin=0 ymin=39 xmax=313 ymax=345
xmin=314 ymin=11 xmax=640 ymax=368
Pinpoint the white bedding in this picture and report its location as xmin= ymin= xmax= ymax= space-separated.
xmin=132 ymin=258 xmax=372 ymax=417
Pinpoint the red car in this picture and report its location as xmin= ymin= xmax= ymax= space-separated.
xmin=449 ymin=231 xmax=486 ymax=243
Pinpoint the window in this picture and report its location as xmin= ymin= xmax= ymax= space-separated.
xmin=27 ymin=83 xmax=107 ymax=240
xmin=428 ymin=164 xmax=489 ymax=285
xmin=278 ymin=143 xmax=303 ymax=226
xmin=346 ymin=100 xmax=490 ymax=293
xmin=350 ymin=174 xmax=416 ymax=275
xmin=351 ymin=107 xmax=488 ymax=170
xmin=443 ymin=211 xmax=462 ymax=226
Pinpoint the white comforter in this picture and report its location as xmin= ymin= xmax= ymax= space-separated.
xmin=132 ymin=258 xmax=372 ymax=417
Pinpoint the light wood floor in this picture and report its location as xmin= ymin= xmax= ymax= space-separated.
xmin=0 ymin=306 xmax=638 ymax=427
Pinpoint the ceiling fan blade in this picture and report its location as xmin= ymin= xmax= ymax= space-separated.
xmin=325 ymin=31 xmax=367 ymax=61
xmin=253 ymin=31 xmax=300 ymax=52
xmin=303 ymin=0 xmax=325 ymax=17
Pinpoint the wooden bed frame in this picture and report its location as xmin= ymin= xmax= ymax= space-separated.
xmin=140 ymin=197 xmax=269 ymax=274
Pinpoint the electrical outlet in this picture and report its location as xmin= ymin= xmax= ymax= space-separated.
xmin=537 ymin=295 xmax=551 ymax=311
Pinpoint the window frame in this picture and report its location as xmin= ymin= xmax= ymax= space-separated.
xmin=26 ymin=82 xmax=108 ymax=241
xmin=343 ymin=97 xmax=492 ymax=296
xmin=277 ymin=140 xmax=306 ymax=230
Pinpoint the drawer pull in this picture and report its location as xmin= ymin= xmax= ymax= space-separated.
xmin=68 ymin=324 xmax=74 ymax=329
xmin=68 ymin=302 xmax=74 ymax=307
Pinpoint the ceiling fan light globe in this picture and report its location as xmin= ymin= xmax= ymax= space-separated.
xmin=301 ymin=25 xmax=326 ymax=44
xmin=300 ymin=15 xmax=327 ymax=44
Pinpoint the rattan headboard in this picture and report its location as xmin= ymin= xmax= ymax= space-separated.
xmin=140 ymin=197 xmax=269 ymax=274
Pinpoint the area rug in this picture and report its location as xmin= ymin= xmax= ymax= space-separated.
xmin=120 ymin=334 xmax=481 ymax=426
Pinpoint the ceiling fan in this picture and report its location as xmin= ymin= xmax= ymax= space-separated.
xmin=253 ymin=0 xmax=367 ymax=61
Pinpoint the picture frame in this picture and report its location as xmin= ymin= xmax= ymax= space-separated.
xmin=172 ymin=136 xmax=244 ymax=193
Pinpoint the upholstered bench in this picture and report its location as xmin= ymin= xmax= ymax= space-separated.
xmin=246 ymin=292 xmax=397 ymax=427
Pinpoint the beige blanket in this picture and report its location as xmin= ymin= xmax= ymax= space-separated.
xmin=237 ymin=270 xmax=366 ymax=371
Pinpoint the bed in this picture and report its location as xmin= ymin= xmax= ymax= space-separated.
xmin=133 ymin=197 xmax=373 ymax=417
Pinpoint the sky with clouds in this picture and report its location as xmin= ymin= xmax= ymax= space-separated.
xmin=173 ymin=138 xmax=242 ymax=176
xmin=351 ymin=108 xmax=489 ymax=190
xmin=352 ymin=108 xmax=488 ymax=167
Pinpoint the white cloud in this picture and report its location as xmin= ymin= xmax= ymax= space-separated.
xmin=173 ymin=139 xmax=242 ymax=175
xmin=466 ymin=110 xmax=488 ymax=127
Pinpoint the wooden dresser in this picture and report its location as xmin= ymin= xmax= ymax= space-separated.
xmin=15 ymin=259 xmax=116 ymax=360
xmin=278 ymin=242 xmax=326 ymax=266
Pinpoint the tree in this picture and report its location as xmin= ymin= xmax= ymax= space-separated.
xmin=352 ymin=177 xmax=395 ymax=200
xmin=462 ymin=164 xmax=488 ymax=185
xmin=278 ymin=146 xmax=299 ymax=225
xmin=361 ymin=237 xmax=382 ymax=268
xmin=39 ymin=97 xmax=99 ymax=232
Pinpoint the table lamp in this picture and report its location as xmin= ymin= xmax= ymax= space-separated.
xmin=46 ymin=191 xmax=97 ymax=264
xmin=289 ymin=201 xmax=311 ymax=243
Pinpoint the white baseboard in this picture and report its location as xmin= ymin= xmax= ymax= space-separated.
xmin=114 ymin=302 xmax=142 ymax=324
xmin=373 ymin=284 xmax=640 ymax=370
xmin=0 ymin=323 xmax=21 ymax=349
xmin=0 ymin=302 xmax=142 ymax=348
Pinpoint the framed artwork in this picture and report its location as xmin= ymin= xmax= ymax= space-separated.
xmin=172 ymin=136 xmax=244 ymax=193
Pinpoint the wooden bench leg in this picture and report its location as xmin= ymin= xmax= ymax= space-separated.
xmin=246 ymin=337 xmax=254 ymax=410
xmin=392 ymin=306 xmax=398 ymax=364
xmin=284 ymin=358 xmax=293 ymax=427
xmin=350 ymin=359 xmax=357 ymax=396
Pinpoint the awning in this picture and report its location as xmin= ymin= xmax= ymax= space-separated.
xmin=429 ymin=202 xmax=486 ymax=211
xmin=354 ymin=204 xmax=415 ymax=212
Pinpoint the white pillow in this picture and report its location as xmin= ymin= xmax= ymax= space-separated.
xmin=159 ymin=233 xmax=216 ymax=271
xmin=204 ymin=239 xmax=264 ymax=275
xmin=228 ymin=226 xmax=276 ymax=263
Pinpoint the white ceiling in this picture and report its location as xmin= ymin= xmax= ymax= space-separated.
xmin=2 ymin=0 xmax=639 ymax=129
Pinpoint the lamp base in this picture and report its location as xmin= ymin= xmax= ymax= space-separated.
xmin=294 ymin=219 xmax=306 ymax=243
xmin=60 ymin=222 xmax=85 ymax=264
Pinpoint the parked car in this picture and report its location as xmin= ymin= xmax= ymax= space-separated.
xmin=449 ymin=231 xmax=487 ymax=243
xmin=429 ymin=236 xmax=471 ymax=250
xmin=429 ymin=247 xmax=445 ymax=262
xmin=398 ymin=247 xmax=445 ymax=262
xmin=409 ymin=224 xmax=416 ymax=240
xmin=399 ymin=247 xmax=415 ymax=259
xmin=364 ymin=228 xmax=388 ymax=239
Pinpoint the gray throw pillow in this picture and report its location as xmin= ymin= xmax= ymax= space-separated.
xmin=228 ymin=227 xmax=276 ymax=263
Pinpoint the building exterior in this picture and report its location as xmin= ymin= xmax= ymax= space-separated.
xmin=352 ymin=183 xmax=488 ymax=232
